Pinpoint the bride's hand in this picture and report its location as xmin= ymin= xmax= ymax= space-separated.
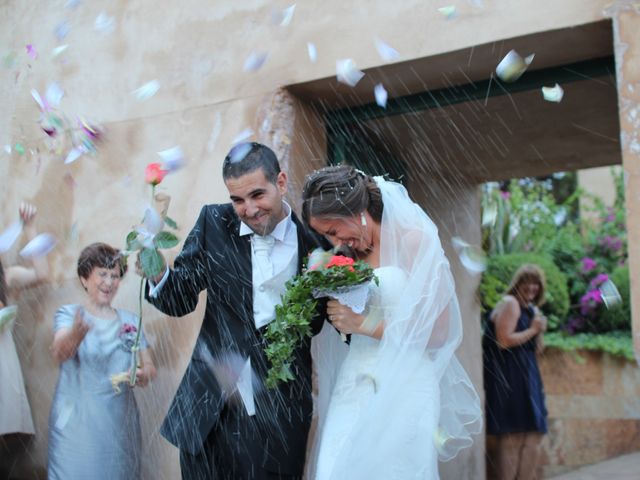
xmin=327 ymin=300 xmax=364 ymax=335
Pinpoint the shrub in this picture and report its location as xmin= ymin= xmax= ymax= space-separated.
xmin=480 ymin=253 xmax=569 ymax=331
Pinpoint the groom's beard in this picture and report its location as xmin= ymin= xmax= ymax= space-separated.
xmin=242 ymin=204 xmax=287 ymax=236
xmin=245 ymin=214 xmax=277 ymax=236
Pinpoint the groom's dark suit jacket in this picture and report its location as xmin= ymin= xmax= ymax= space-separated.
xmin=147 ymin=203 xmax=326 ymax=475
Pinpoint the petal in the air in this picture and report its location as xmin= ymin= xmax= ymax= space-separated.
xmin=19 ymin=233 xmax=57 ymax=258
xmin=336 ymin=59 xmax=365 ymax=87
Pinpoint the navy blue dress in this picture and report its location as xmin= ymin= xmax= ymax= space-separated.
xmin=483 ymin=303 xmax=547 ymax=435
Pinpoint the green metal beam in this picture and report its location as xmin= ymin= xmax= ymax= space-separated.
xmin=326 ymin=56 xmax=615 ymax=164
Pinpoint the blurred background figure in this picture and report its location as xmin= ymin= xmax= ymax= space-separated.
xmin=483 ymin=264 xmax=548 ymax=480
xmin=48 ymin=243 xmax=156 ymax=480
xmin=0 ymin=203 xmax=49 ymax=477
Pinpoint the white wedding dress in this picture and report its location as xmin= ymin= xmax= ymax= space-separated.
xmin=308 ymin=177 xmax=482 ymax=480
xmin=314 ymin=267 xmax=439 ymax=480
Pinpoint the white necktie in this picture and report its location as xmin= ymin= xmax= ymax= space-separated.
xmin=253 ymin=235 xmax=275 ymax=278
xmin=253 ymin=234 xmax=275 ymax=257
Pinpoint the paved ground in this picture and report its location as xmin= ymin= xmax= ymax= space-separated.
xmin=549 ymin=451 xmax=640 ymax=479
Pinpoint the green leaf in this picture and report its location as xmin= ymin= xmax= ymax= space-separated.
xmin=164 ymin=216 xmax=178 ymax=229
xmin=140 ymin=248 xmax=164 ymax=277
xmin=126 ymin=231 xmax=142 ymax=251
xmin=154 ymin=231 xmax=179 ymax=249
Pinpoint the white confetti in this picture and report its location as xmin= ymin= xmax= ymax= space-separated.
xmin=51 ymin=45 xmax=69 ymax=58
xmin=132 ymin=80 xmax=160 ymax=101
xmin=19 ymin=233 xmax=57 ymax=258
xmin=496 ymin=50 xmax=534 ymax=83
xmin=374 ymin=83 xmax=388 ymax=108
xmin=451 ymin=237 xmax=487 ymax=274
xmin=278 ymin=4 xmax=296 ymax=26
xmin=541 ymin=83 xmax=564 ymax=103
xmin=438 ymin=5 xmax=458 ymax=19
xmin=157 ymin=146 xmax=185 ymax=172
xmin=336 ymin=59 xmax=365 ymax=87
xmin=600 ymin=279 xmax=622 ymax=309
xmin=55 ymin=21 xmax=70 ymax=40
xmin=46 ymin=82 xmax=64 ymax=107
xmin=206 ymin=112 xmax=222 ymax=153
xmin=31 ymin=89 xmax=45 ymax=110
xmin=142 ymin=206 xmax=164 ymax=236
xmin=236 ymin=357 xmax=256 ymax=416
xmin=244 ymin=52 xmax=268 ymax=72
xmin=94 ymin=12 xmax=115 ymax=34
xmin=64 ymin=146 xmax=87 ymax=164
xmin=228 ymin=143 xmax=253 ymax=163
xmin=0 ymin=221 xmax=23 ymax=253
xmin=233 ymin=128 xmax=254 ymax=145
xmin=374 ymin=38 xmax=400 ymax=62
xmin=307 ymin=42 xmax=317 ymax=63
xmin=3 ymin=145 xmax=11 ymax=154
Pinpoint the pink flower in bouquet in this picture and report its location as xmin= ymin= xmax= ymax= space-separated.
xmin=325 ymin=255 xmax=355 ymax=272
xmin=144 ymin=162 xmax=167 ymax=186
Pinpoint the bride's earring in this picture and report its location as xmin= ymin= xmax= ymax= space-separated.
xmin=360 ymin=212 xmax=367 ymax=226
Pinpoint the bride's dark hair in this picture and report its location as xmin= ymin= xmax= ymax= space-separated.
xmin=301 ymin=165 xmax=383 ymax=224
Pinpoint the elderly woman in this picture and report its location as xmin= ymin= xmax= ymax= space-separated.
xmin=483 ymin=264 xmax=549 ymax=480
xmin=48 ymin=242 xmax=156 ymax=480
xmin=0 ymin=203 xmax=49 ymax=474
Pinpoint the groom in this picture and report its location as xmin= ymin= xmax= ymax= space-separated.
xmin=144 ymin=142 xmax=328 ymax=479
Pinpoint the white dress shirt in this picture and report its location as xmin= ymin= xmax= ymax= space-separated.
xmin=239 ymin=202 xmax=298 ymax=329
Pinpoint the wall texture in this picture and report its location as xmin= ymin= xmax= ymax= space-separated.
xmin=2 ymin=0 xmax=636 ymax=478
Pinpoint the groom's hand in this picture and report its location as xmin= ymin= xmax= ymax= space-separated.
xmin=135 ymin=251 xmax=167 ymax=284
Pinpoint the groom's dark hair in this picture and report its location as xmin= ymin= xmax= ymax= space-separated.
xmin=222 ymin=142 xmax=281 ymax=184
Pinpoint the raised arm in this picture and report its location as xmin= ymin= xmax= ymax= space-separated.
xmin=51 ymin=307 xmax=90 ymax=363
xmin=144 ymin=206 xmax=212 ymax=317
xmin=5 ymin=203 xmax=49 ymax=290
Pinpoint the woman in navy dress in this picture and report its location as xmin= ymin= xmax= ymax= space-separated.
xmin=483 ymin=264 xmax=548 ymax=480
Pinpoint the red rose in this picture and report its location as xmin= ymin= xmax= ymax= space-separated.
xmin=145 ymin=162 xmax=167 ymax=186
xmin=325 ymin=255 xmax=355 ymax=271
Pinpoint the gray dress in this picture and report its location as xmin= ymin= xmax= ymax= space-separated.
xmin=48 ymin=305 xmax=149 ymax=480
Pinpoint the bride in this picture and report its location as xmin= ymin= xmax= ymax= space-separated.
xmin=301 ymin=166 xmax=482 ymax=479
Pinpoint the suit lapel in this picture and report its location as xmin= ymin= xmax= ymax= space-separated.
xmin=225 ymin=212 xmax=253 ymax=321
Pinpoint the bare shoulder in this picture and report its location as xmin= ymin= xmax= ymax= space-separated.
xmin=492 ymin=295 xmax=519 ymax=319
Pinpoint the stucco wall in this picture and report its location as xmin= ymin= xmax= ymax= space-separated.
xmin=2 ymin=0 xmax=632 ymax=478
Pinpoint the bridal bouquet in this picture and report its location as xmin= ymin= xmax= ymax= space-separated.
xmin=264 ymin=248 xmax=377 ymax=388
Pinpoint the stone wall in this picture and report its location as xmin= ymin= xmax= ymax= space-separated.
xmin=539 ymin=349 xmax=640 ymax=477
